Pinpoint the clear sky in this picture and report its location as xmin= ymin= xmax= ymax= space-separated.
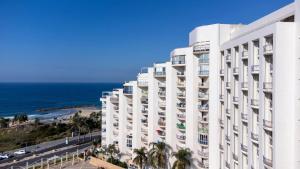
xmin=0 ymin=0 xmax=293 ymax=83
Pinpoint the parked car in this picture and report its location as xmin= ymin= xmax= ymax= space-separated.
xmin=14 ymin=150 xmax=26 ymax=155
xmin=0 ymin=154 xmax=11 ymax=159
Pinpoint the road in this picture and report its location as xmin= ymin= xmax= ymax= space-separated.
xmin=3 ymin=142 xmax=91 ymax=169
xmin=0 ymin=131 xmax=101 ymax=168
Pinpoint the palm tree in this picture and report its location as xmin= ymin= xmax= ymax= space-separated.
xmin=171 ymin=148 xmax=192 ymax=169
xmin=148 ymin=141 xmax=172 ymax=169
xmin=133 ymin=147 xmax=148 ymax=169
xmin=106 ymin=144 xmax=119 ymax=163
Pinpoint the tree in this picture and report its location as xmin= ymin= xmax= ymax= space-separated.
xmin=148 ymin=141 xmax=172 ymax=169
xmin=171 ymin=148 xmax=192 ymax=169
xmin=13 ymin=113 xmax=28 ymax=123
xmin=0 ymin=117 xmax=9 ymax=128
xmin=133 ymin=147 xmax=148 ymax=169
xmin=106 ymin=144 xmax=119 ymax=163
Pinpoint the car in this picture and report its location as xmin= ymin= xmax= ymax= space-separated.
xmin=0 ymin=154 xmax=11 ymax=159
xmin=14 ymin=150 xmax=26 ymax=155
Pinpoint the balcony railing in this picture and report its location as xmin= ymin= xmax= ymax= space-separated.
xmin=198 ymin=93 xmax=209 ymax=99
xmin=177 ymin=123 xmax=186 ymax=130
xmin=220 ymin=69 xmax=224 ymax=75
xmin=251 ymin=99 xmax=259 ymax=107
xmin=154 ymin=71 xmax=166 ymax=77
xmin=241 ymin=144 xmax=248 ymax=152
xmin=158 ymin=91 xmax=166 ymax=97
xmin=158 ymin=82 xmax=166 ymax=87
xmin=198 ymin=82 xmax=209 ymax=88
xmin=158 ymin=120 xmax=166 ymax=126
xmin=263 ymin=44 xmax=273 ymax=55
xmin=219 ymin=94 xmax=224 ymax=100
xmin=158 ymin=101 xmax=166 ymax=107
xmin=241 ymin=82 xmax=248 ymax=89
xmin=233 ymin=97 xmax=239 ymax=103
xmin=241 ymin=113 xmax=248 ymax=121
xmin=251 ymin=65 xmax=260 ymax=73
xmin=193 ymin=43 xmax=210 ymax=54
xmin=226 ymin=82 xmax=231 ymax=88
xmin=199 ymin=127 xmax=209 ymax=134
xmin=233 ymin=153 xmax=238 ymax=161
xmin=263 ymin=119 xmax=272 ymax=129
xmin=158 ymin=111 xmax=165 ymax=116
xmin=219 ymin=144 xmax=224 ymax=150
xmin=198 ymin=150 xmax=209 ymax=158
xmin=176 ymin=134 xmax=186 ymax=140
xmin=177 ymin=103 xmax=186 ymax=109
xmin=263 ymin=82 xmax=272 ymax=91
xmin=138 ymin=81 xmax=148 ymax=87
xmin=177 ymin=113 xmax=186 ymax=119
xmin=263 ymin=156 xmax=273 ymax=167
xmin=251 ymin=132 xmax=259 ymax=142
xmin=233 ymin=125 xmax=238 ymax=132
xmin=199 ymin=70 xmax=209 ymax=76
xmin=177 ymin=71 xmax=185 ymax=76
xmin=198 ymin=104 xmax=209 ymax=111
xmin=177 ymin=82 xmax=185 ymax=87
xmin=177 ymin=92 xmax=186 ymax=98
xmin=225 ymin=108 xmax=231 ymax=115
xmin=242 ymin=51 xmax=248 ymax=59
xmin=225 ymin=54 xmax=231 ymax=62
xmin=225 ymin=161 xmax=230 ymax=169
xmin=172 ymin=60 xmax=185 ymax=65
xmin=198 ymin=161 xmax=209 ymax=169
xmin=219 ymin=119 xmax=224 ymax=125
xmin=110 ymin=97 xmax=119 ymax=103
xmin=225 ymin=135 xmax=230 ymax=142
xmin=233 ymin=67 xmax=239 ymax=74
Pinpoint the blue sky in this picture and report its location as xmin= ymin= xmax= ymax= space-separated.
xmin=0 ymin=0 xmax=293 ymax=83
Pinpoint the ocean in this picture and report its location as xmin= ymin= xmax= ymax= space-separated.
xmin=0 ymin=83 xmax=122 ymax=118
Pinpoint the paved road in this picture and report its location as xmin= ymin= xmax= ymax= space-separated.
xmin=0 ymin=131 xmax=100 ymax=165
xmin=3 ymin=142 xmax=91 ymax=169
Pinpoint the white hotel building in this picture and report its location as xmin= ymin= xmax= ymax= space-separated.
xmin=100 ymin=0 xmax=300 ymax=168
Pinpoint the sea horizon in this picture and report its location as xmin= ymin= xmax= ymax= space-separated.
xmin=0 ymin=82 xmax=122 ymax=118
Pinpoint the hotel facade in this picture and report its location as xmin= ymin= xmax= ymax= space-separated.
xmin=100 ymin=0 xmax=300 ymax=168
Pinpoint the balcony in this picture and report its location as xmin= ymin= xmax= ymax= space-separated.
xmin=263 ymin=82 xmax=272 ymax=92
xmin=138 ymin=81 xmax=148 ymax=87
xmin=193 ymin=43 xmax=210 ymax=54
xmin=177 ymin=113 xmax=186 ymax=120
xmin=158 ymin=82 xmax=166 ymax=87
xmin=198 ymin=137 xmax=208 ymax=145
xmin=141 ymin=109 xmax=148 ymax=114
xmin=158 ymin=91 xmax=166 ymax=97
xmin=158 ymin=111 xmax=165 ymax=116
xmin=225 ymin=135 xmax=230 ymax=142
xmin=241 ymin=144 xmax=248 ymax=153
xmin=198 ymin=104 xmax=209 ymax=112
xmin=219 ymin=119 xmax=224 ymax=126
xmin=241 ymin=51 xmax=248 ymax=59
xmin=219 ymin=144 xmax=224 ymax=150
xmin=177 ymin=82 xmax=185 ymax=88
xmin=157 ymin=130 xmax=166 ymax=137
xmin=199 ymin=70 xmax=209 ymax=77
xmin=233 ymin=67 xmax=239 ymax=75
xmin=177 ymin=123 xmax=186 ymax=130
xmin=251 ymin=65 xmax=259 ymax=74
xmin=220 ymin=69 xmax=224 ymax=76
xmin=199 ymin=116 xmax=208 ymax=124
xmin=198 ymin=161 xmax=209 ymax=169
xmin=176 ymin=134 xmax=186 ymax=140
xmin=233 ymin=153 xmax=238 ymax=162
xmin=177 ymin=92 xmax=186 ymax=98
xmin=110 ymin=97 xmax=119 ymax=104
xmin=251 ymin=132 xmax=259 ymax=142
xmin=177 ymin=102 xmax=186 ymax=109
xmin=219 ymin=94 xmax=224 ymax=100
xmin=198 ymin=92 xmax=209 ymax=100
xmin=177 ymin=71 xmax=185 ymax=77
xmin=233 ymin=96 xmax=239 ymax=103
xmin=225 ymin=54 xmax=231 ymax=63
xmin=241 ymin=113 xmax=248 ymax=122
xmin=251 ymin=99 xmax=259 ymax=108
xmin=263 ymin=44 xmax=273 ymax=55
xmin=126 ymin=125 xmax=132 ymax=130
xmin=141 ymin=118 xmax=148 ymax=124
xmin=172 ymin=60 xmax=185 ymax=65
xmin=233 ymin=125 xmax=238 ymax=132
xmin=263 ymin=119 xmax=272 ymax=131
xmin=225 ymin=161 xmax=230 ymax=169
xmin=158 ymin=119 xmax=166 ymax=127
xmin=225 ymin=82 xmax=231 ymax=89
xmin=198 ymin=82 xmax=209 ymax=88
xmin=154 ymin=71 xmax=166 ymax=77
xmin=158 ymin=101 xmax=166 ymax=108
xmin=198 ymin=150 xmax=209 ymax=158
xmin=141 ymin=137 xmax=148 ymax=143
xmin=263 ymin=156 xmax=273 ymax=167
xmin=198 ymin=127 xmax=209 ymax=134
xmin=225 ymin=108 xmax=231 ymax=116
xmin=241 ymin=82 xmax=248 ymax=90
xmin=199 ymin=58 xmax=209 ymax=64
xmin=141 ymin=96 xmax=148 ymax=104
